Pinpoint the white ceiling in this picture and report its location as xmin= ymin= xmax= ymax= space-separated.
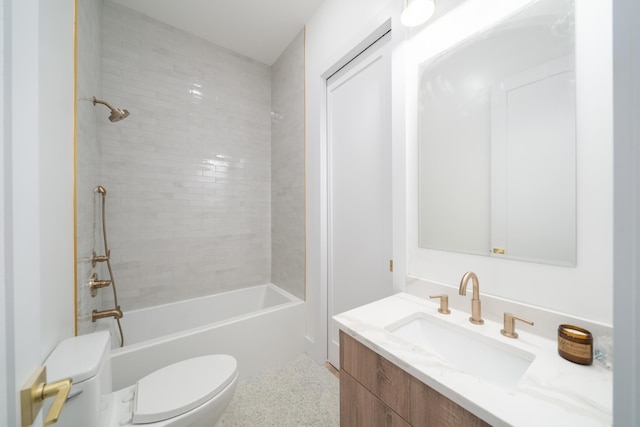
xmin=110 ymin=0 xmax=325 ymax=65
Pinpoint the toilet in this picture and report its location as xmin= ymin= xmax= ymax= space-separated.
xmin=43 ymin=331 xmax=238 ymax=427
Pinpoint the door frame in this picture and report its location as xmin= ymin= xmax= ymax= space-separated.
xmin=317 ymin=19 xmax=392 ymax=365
xmin=325 ymin=31 xmax=393 ymax=367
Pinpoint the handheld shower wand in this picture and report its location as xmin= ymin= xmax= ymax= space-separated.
xmin=92 ymin=185 xmax=124 ymax=347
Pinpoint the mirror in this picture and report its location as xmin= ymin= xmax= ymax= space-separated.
xmin=418 ymin=0 xmax=576 ymax=266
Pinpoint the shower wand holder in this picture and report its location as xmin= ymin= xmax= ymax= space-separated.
xmin=91 ymin=250 xmax=109 ymax=268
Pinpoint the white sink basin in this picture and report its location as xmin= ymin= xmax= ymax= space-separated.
xmin=386 ymin=312 xmax=535 ymax=389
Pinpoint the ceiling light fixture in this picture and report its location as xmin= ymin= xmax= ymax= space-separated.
xmin=401 ymin=0 xmax=435 ymax=27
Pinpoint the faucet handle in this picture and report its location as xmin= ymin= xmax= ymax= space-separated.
xmin=500 ymin=313 xmax=534 ymax=339
xmin=89 ymin=273 xmax=112 ymax=297
xmin=429 ymin=294 xmax=451 ymax=314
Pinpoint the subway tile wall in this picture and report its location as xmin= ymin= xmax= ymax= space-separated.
xmin=99 ymin=1 xmax=273 ymax=310
xmin=271 ymin=30 xmax=306 ymax=299
xmin=76 ymin=0 xmax=105 ymax=335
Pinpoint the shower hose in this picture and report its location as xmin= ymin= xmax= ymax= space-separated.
xmin=97 ymin=187 xmax=124 ymax=347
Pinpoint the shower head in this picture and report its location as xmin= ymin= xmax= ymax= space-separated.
xmin=92 ymin=97 xmax=130 ymax=122
xmin=93 ymin=185 xmax=107 ymax=196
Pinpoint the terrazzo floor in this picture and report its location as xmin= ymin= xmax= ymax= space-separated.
xmin=220 ymin=353 xmax=340 ymax=426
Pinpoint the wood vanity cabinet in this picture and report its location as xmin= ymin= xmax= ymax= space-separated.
xmin=340 ymin=331 xmax=491 ymax=427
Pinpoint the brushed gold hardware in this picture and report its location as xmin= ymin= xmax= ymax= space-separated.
xmin=389 ymin=259 xmax=393 ymax=272
xmin=21 ymin=366 xmax=46 ymax=427
xmin=91 ymin=250 xmax=109 ymax=268
xmin=492 ymin=247 xmax=505 ymax=254
xmin=458 ymin=271 xmax=483 ymax=325
xmin=429 ymin=294 xmax=451 ymax=314
xmin=500 ymin=313 xmax=534 ymax=339
xmin=41 ymin=379 xmax=73 ymax=425
xmin=89 ymin=273 xmax=112 ymax=297
xmin=92 ymin=306 xmax=123 ymax=322
xmin=21 ymin=366 xmax=72 ymax=427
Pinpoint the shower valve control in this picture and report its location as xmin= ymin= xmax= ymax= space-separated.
xmin=89 ymin=273 xmax=112 ymax=297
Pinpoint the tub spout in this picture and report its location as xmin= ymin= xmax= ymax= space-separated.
xmin=92 ymin=307 xmax=123 ymax=322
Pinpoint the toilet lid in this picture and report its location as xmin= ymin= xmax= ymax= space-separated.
xmin=132 ymin=354 xmax=237 ymax=424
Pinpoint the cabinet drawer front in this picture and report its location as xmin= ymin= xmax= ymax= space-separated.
xmin=341 ymin=370 xmax=411 ymax=427
xmin=410 ymin=378 xmax=491 ymax=427
xmin=340 ymin=331 xmax=411 ymax=419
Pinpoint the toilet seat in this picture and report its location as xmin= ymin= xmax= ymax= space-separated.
xmin=132 ymin=355 xmax=238 ymax=424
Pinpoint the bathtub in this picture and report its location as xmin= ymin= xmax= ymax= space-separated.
xmin=99 ymin=283 xmax=305 ymax=390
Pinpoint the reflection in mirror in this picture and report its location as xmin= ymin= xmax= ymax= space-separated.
xmin=418 ymin=0 xmax=576 ymax=266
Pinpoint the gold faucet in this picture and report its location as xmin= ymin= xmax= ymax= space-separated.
xmin=429 ymin=294 xmax=451 ymax=314
xmin=458 ymin=271 xmax=483 ymax=324
xmin=92 ymin=307 xmax=123 ymax=322
xmin=500 ymin=313 xmax=534 ymax=338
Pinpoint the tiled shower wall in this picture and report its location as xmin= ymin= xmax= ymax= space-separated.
xmin=76 ymin=0 xmax=104 ymax=335
xmin=271 ymin=31 xmax=306 ymax=300
xmin=99 ymin=1 xmax=272 ymax=310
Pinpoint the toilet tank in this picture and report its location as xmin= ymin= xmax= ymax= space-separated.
xmin=43 ymin=331 xmax=113 ymax=427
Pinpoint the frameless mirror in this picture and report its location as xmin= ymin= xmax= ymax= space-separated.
xmin=418 ymin=0 xmax=576 ymax=266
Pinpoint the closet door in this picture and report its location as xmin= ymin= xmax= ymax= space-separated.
xmin=326 ymin=33 xmax=393 ymax=368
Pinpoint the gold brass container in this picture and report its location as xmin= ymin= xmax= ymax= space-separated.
xmin=558 ymin=324 xmax=593 ymax=365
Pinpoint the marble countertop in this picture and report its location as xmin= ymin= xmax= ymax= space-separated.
xmin=333 ymin=292 xmax=612 ymax=426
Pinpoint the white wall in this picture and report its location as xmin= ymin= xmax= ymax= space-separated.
xmin=305 ymin=0 xmax=402 ymax=361
xmin=2 ymin=0 xmax=74 ymax=423
xmin=8 ymin=10 xmax=43 ymax=421
xmin=39 ymin=0 xmax=75 ymax=356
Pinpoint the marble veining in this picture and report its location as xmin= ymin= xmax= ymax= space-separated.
xmin=333 ymin=293 xmax=612 ymax=426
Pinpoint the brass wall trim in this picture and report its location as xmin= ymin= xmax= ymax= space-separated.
xmin=73 ymin=0 xmax=78 ymax=337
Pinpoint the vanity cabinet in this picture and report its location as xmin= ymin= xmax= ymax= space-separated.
xmin=339 ymin=331 xmax=490 ymax=427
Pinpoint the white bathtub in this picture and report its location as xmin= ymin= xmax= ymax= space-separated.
xmin=100 ymin=283 xmax=305 ymax=390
